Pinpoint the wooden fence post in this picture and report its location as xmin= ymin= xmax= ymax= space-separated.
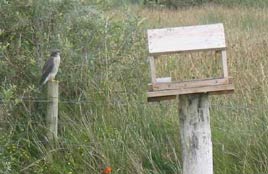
xmin=179 ymin=93 xmax=213 ymax=174
xmin=46 ymin=80 xmax=59 ymax=141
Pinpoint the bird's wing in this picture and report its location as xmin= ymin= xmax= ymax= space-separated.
xmin=40 ymin=57 xmax=54 ymax=85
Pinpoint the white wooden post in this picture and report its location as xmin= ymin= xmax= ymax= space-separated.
xmin=179 ymin=93 xmax=213 ymax=174
xmin=47 ymin=80 xmax=59 ymax=141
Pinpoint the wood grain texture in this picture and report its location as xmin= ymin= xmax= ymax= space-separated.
xmin=221 ymin=50 xmax=228 ymax=78
xmin=179 ymin=94 xmax=213 ymax=174
xmin=147 ymin=23 xmax=226 ymax=55
xmin=47 ymin=80 xmax=59 ymax=141
xmin=147 ymin=83 xmax=234 ymax=98
xmin=148 ymin=77 xmax=232 ymax=91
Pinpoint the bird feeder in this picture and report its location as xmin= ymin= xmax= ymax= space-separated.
xmin=147 ymin=23 xmax=234 ymax=102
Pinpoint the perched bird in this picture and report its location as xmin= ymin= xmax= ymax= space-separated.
xmin=39 ymin=50 xmax=61 ymax=86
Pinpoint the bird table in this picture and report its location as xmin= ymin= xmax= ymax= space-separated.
xmin=146 ymin=23 xmax=234 ymax=174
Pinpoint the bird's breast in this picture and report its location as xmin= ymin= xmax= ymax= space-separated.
xmin=53 ymin=55 xmax=60 ymax=70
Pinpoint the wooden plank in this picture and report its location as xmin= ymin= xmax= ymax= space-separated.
xmin=148 ymin=90 xmax=234 ymax=102
xmin=149 ymin=77 xmax=232 ymax=91
xmin=148 ymin=23 xmax=226 ymax=55
xmin=149 ymin=56 xmax=157 ymax=83
xmin=221 ymin=50 xmax=228 ymax=78
xmin=147 ymin=83 xmax=234 ymax=98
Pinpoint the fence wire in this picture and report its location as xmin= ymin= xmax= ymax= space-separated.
xmin=1 ymin=96 xmax=268 ymax=110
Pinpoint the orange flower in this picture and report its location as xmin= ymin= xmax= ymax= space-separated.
xmin=102 ymin=166 xmax=112 ymax=174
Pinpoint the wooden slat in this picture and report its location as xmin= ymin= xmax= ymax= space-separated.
xmin=221 ymin=50 xmax=228 ymax=78
xmin=149 ymin=56 xmax=157 ymax=83
xmin=148 ymin=77 xmax=232 ymax=91
xmin=148 ymin=89 xmax=234 ymax=102
xmin=147 ymin=83 xmax=234 ymax=98
xmin=148 ymin=23 xmax=226 ymax=55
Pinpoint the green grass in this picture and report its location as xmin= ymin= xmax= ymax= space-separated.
xmin=1 ymin=1 xmax=268 ymax=174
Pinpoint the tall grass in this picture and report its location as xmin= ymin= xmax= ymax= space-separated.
xmin=1 ymin=2 xmax=268 ymax=174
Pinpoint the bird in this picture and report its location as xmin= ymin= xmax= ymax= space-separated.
xmin=39 ymin=50 xmax=61 ymax=87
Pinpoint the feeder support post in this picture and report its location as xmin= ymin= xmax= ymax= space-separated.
xmin=179 ymin=93 xmax=213 ymax=174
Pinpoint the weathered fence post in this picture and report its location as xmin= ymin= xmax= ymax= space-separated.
xmin=179 ymin=94 xmax=212 ymax=174
xmin=46 ymin=80 xmax=59 ymax=141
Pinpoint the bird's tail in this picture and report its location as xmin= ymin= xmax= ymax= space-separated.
xmin=39 ymin=77 xmax=46 ymax=86
xmin=38 ymin=75 xmax=49 ymax=91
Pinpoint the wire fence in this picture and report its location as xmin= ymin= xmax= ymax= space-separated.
xmin=1 ymin=96 xmax=268 ymax=110
xmin=1 ymin=95 xmax=268 ymax=115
